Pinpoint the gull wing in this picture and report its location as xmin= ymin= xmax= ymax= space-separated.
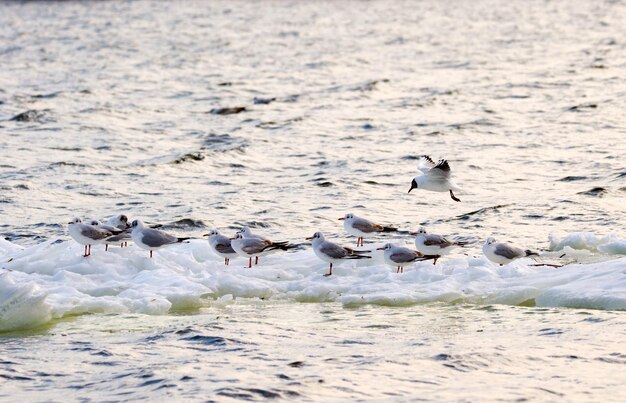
xmin=80 ymin=225 xmax=113 ymax=241
xmin=426 ymin=159 xmax=452 ymax=179
xmin=494 ymin=243 xmax=524 ymax=260
xmin=141 ymin=228 xmax=178 ymax=248
xmin=215 ymin=241 xmax=236 ymax=254
xmin=241 ymin=238 xmax=272 ymax=254
xmin=319 ymin=242 xmax=350 ymax=259
xmin=351 ymin=217 xmax=381 ymax=233
xmin=417 ymin=155 xmax=436 ymax=174
xmin=423 ymin=234 xmax=453 ymax=249
xmin=390 ymin=249 xmax=421 ymax=264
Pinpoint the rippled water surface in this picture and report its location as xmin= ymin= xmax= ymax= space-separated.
xmin=1 ymin=0 xmax=626 ymax=401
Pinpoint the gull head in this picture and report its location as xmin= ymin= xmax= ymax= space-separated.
xmin=131 ymin=219 xmax=145 ymax=229
xmin=485 ymin=237 xmax=496 ymax=245
xmin=204 ymin=229 xmax=220 ymax=238
xmin=231 ymin=233 xmax=244 ymax=241
xmin=418 ymin=227 xmax=427 ymax=234
xmin=240 ymin=226 xmax=253 ymax=237
xmin=408 ymin=178 xmax=418 ymax=193
xmin=339 ymin=213 xmax=354 ymax=221
xmin=376 ymin=243 xmax=394 ymax=251
xmin=306 ymin=232 xmax=325 ymax=242
xmin=89 ymin=220 xmax=101 ymax=226
xmin=68 ymin=217 xmax=82 ymax=225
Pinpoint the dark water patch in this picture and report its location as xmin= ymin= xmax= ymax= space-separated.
xmin=539 ymin=328 xmax=564 ymax=336
xmin=450 ymin=204 xmax=512 ymax=222
xmin=361 ymin=123 xmax=375 ymax=130
xmin=48 ymin=161 xmax=89 ymax=168
xmin=91 ymin=349 xmax=113 ymax=357
xmin=567 ymin=103 xmax=598 ymax=112
xmin=329 ymin=78 xmax=389 ymax=93
xmin=138 ymin=378 xmax=166 ymax=387
xmin=175 ymin=326 xmax=197 ymax=335
xmin=163 ymin=219 xmax=207 ymax=230
xmin=181 ymin=335 xmax=227 ymax=346
xmin=209 ymin=106 xmax=246 ymax=115
xmin=0 ymin=373 xmax=33 ymax=381
xmin=523 ymin=214 xmax=544 ymax=220
xmin=206 ymin=180 xmax=230 ymax=186
xmin=577 ymin=187 xmax=607 ymax=197
xmin=180 ymin=375 xmax=194 ymax=381
xmin=535 ymin=387 xmax=565 ymax=397
xmin=315 ymin=181 xmax=334 ymax=187
xmin=363 ymin=180 xmax=395 ymax=187
xmin=202 ymin=133 xmax=247 ymax=152
xmin=253 ymin=97 xmax=276 ymax=105
xmin=48 ymin=146 xmax=83 ymax=152
xmin=31 ymin=92 xmax=61 ymax=99
xmin=9 ymin=109 xmax=50 ymax=123
xmin=364 ymin=324 xmax=394 ymax=329
xmin=92 ymin=361 xmax=120 ymax=366
xmin=582 ymin=316 xmax=606 ymax=323
xmin=288 ymin=361 xmax=305 ymax=368
xmin=171 ymin=152 xmax=205 ymax=164
xmin=339 ymin=340 xmax=374 ymax=345
xmin=559 ymin=176 xmax=587 ymax=182
xmin=309 ymin=206 xmax=330 ymax=211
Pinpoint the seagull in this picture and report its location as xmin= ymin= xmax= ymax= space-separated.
xmin=130 ymin=219 xmax=190 ymax=258
xmin=68 ymin=217 xmax=123 ymax=257
xmin=411 ymin=226 xmax=467 ymax=264
xmin=239 ymin=226 xmax=289 ymax=265
xmin=230 ymin=233 xmax=291 ymax=268
xmin=339 ymin=213 xmax=397 ymax=247
xmin=482 ymin=237 xmax=538 ymax=266
xmin=89 ymin=220 xmax=131 ymax=251
xmin=104 ymin=215 xmax=132 ymax=247
xmin=306 ymin=232 xmax=371 ymax=276
xmin=408 ymin=155 xmax=462 ymax=202
xmin=376 ymin=243 xmax=436 ymax=273
xmin=203 ymin=229 xmax=238 ymax=265
xmin=106 ymin=214 xmax=131 ymax=230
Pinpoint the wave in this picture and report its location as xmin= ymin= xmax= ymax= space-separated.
xmin=1 ymin=233 xmax=625 ymax=332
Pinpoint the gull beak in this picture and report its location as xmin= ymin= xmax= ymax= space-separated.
xmin=409 ymin=231 xmax=417 ymax=236
xmin=67 ymin=222 xmax=73 ymax=224
xmin=338 ymin=218 xmax=345 ymax=220
xmin=408 ymin=179 xmax=417 ymax=194
xmin=202 ymin=234 xmax=209 ymax=237
xmin=376 ymin=247 xmax=385 ymax=251
xmin=305 ymin=237 xmax=313 ymax=240
xmin=229 ymin=237 xmax=236 ymax=240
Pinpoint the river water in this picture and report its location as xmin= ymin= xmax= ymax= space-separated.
xmin=1 ymin=0 xmax=625 ymax=401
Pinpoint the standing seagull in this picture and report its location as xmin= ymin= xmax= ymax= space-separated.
xmin=408 ymin=155 xmax=462 ymax=202
xmin=230 ymin=233 xmax=291 ymax=268
xmin=339 ymin=213 xmax=397 ymax=247
xmin=306 ymin=232 xmax=371 ymax=276
xmin=105 ymin=215 xmax=132 ymax=247
xmin=239 ymin=226 xmax=289 ymax=265
xmin=68 ymin=217 xmax=122 ymax=257
xmin=90 ymin=220 xmax=131 ymax=251
xmin=377 ymin=243 xmax=436 ymax=273
xmin=483 ymin=237 xmax=538 ymax=266
xmin=204 ymin=229 xmax=238 ymax=265
xmin=130 ymin=219 xmax=190 ymax=258
xmin=412 ymin=227 xmax=467 ymax=264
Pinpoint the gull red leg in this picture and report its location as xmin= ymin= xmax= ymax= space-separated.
xmin=87 ymin=244 xmax=91 ymax=256
xmin=84 ymin=245 xmax=88 ymax=257
xmin=433 ymin=256 xmax=439 ymax=265
xmin=255 ymin=256 xmax=259 ymax=265
xmin=105 ymin=244 xmax=108 ymax=252
xmin=324 ymin=263 xmax=333 ymax=277
xmin=150 ymin=250 xmax=153 ymax=258
xmin=449 ymin=190 xmax=461 ymax=202
xmin=248 ymin=257 xmax=252 ymax=268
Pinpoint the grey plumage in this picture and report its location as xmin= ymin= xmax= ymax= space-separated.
xmin=493 ymin=243 xmax=525 ymax=260
xmin=319 ymin=242 xmax=368 ymax=260
xmin=422 ymin=234 xmax=454 ymax=249
xmin=140 ymin=227 xmax=187 ymax=248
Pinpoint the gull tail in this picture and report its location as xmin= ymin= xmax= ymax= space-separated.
xmin=381 ymin=226 xmax=398 ymax=232
xmin=176 ymin=237 xmax=191 ymax=243
xmin=346 ymin=254 xmax=371 ymax=260
xmin=416 ymin=254 xmax=440 ymax=262
xmin=525 ymin=250 xmax=539 ymax=257
xmin=455 ymin=241 xmax=470 ymax=247
xmin=271 ymin=242 xmax=296 ymax=251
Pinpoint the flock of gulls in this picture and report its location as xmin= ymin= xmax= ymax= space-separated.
xmin=65 ymin=156 xmax=543 ymax=276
